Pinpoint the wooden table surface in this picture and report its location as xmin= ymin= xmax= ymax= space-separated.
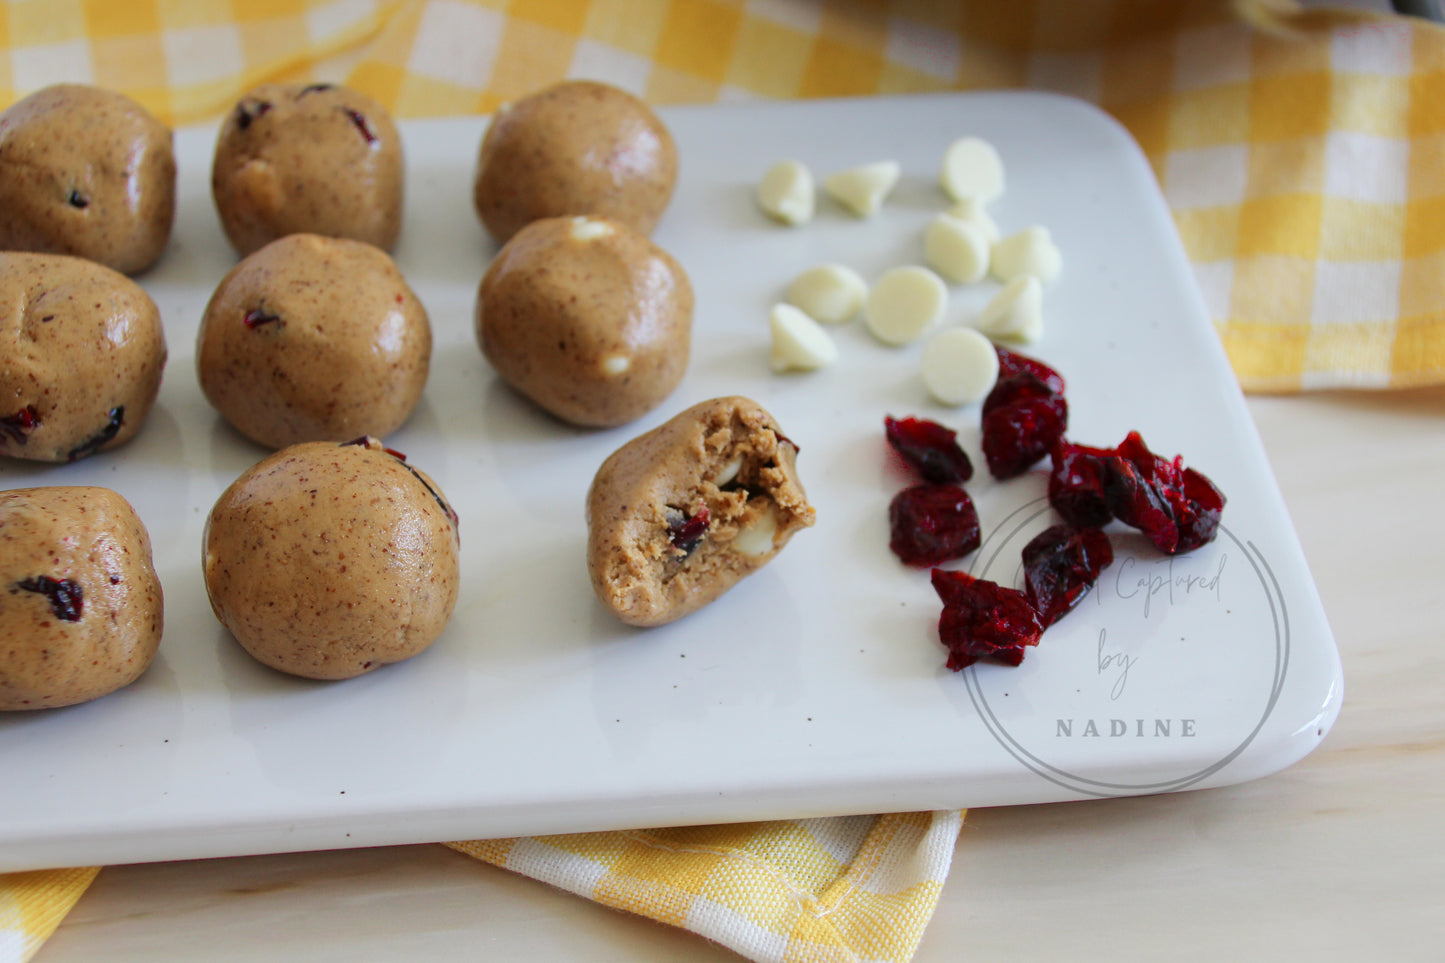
xmin=33 ymin=385 xmax=1444 ymax=961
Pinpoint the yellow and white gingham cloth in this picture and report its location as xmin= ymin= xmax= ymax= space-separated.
xmin=451 ymin=812 xmax=962 ymax=961
xmin=2 ymin=1 xmax=1441 ymax=960
xmin=1 ymin=816 xmax=959 ymax=963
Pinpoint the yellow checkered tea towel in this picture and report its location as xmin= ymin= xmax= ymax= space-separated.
xmin=450 ymin=812 xmax=963 ymax=962
xmin=0 ymin=814 xmax=960 ymax=963
xmin=0 ymin=869 xmax=98 ymax=963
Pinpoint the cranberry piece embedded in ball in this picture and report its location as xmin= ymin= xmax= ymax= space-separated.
xmin=17 ymin=575 xmax=84 ymax=622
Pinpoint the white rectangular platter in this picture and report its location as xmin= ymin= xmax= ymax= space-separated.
xmin=0 ymin=92 xmax=1342 ymax=872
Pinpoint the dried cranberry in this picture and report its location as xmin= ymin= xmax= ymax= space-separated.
xmin=66 ymin=406 xmax=123 ymax=462
xmin=981 ymin=393 xmax=1067 ymax=479
xmin=1115 ymin=431 xmax=1171 ymax=477
xmin=1 ymin=405 xmax=40 ymax=446
xmin=297 ymin=83 xmax=335 ymax=97
xmin=1103 ymin=454 xmax=1177 ymax=552
xmin=410 ymin=467 xmax=460 ymax=529
xmin=884 ymin=416 xmax=973 ymax=483
xmin=994 ymin=345 xmax=1065 ymax=397
xmin=1176 ymin=468 xmax=1226 ymax=553
xmin=243 ymin=307 xmax=281 ymax=329
xmin=1103 ymin=431 xmax=1225 ymax=555
xmin=392 ymin=455 xmax=460 ymax=529
xmin=889 ymin=484 xmax=980 ymax=566
xmin=1051 ymin=431 xmax=1229 ymax=555
xmin=1022 ymin=524 xmax=1114 ymax=627
xmin=344 ymin=108 xmax=378 ymax=146
xmin=930 ymin=568 xmax=1043 ymax=670
xmin=991 ymin=644 xmax=1027 ymax=666
xmin=1048 ymin=439 xmax=1118 ymax=528
xmin=17 ymin=576 xmax=83 ymax=622
xmin=667 ymin=506 xmax=710 ymax=556
xmin=981 ymin=346 xmax=1068 ymax=479
xmin=236 ymin=99 xmax=272 ymax=129
xmin=981 ymin=371 xmax=1057 ymax=417
xmin=339 ymin=438 xmax=460 ymax=528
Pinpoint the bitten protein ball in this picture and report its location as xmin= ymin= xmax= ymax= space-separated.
xmin=211 ymin=83 xmax=404 ymax=257
xmin=0 ymin=84 xmax=176 ymax=275
xmin=196 ymin=234 xmax=431 ymax=449
xmin=586 ymin=396 xmax=816 ymax=627
xmin=1 ymin=486 xmax=164 ymax=711
xmin=203 ymin=437 xmax=460 ymax=681
xmin=473 ymin=80 xmax=678 ymax=244
xmin=0 ymin=252 xmax=167 ymax=463
xmin=477 ymin=215 xmax=692 ymax=428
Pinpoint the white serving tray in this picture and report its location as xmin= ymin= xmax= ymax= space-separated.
xmin=0 ymin=92 xmax=1342 ymax=872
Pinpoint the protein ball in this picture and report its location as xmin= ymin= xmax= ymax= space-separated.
xmin=477 ymin=215 xmax=692 ymax=428
xmin=196 ymin=234 xmax=431 ymax=449
xmin=0 ymin=252 xmax=167 ymax=463
xmin=203 ymin=437 xmax=460 ymax=681
xmin=473 ymin=80 xmax=678 ymax=244
xmin=0 ymin=84 xmax=176 ymax=275
xmin=586 ymin=396 xmax=816 ymax=627
xmin=1 ymin=487 xmax=163 ymax=711
xmin=211 ymin=83 xmax=404 ymax=257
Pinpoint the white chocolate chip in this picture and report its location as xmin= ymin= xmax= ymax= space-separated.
xmin=770 ymin=303 xmax=839 ymax=372
xmin=713 ymin=456 xmax=743 ymax=488
xmin=924 ymin=214 xmax=990 ymax=285
xmin=757 ymin=160 xmax=815 ymax=226
xmin=785 ymin=264 xmax=867 ymax=324
xmin=976 ymin=275 xmax=1044 ymax=343
xmin=991 ymin=226 xmax=1062 ymax=285
xmin=940 ymin=137 xmax=1004 ymax=203
xmin=600 ymin=353 xmax=631 ymax=376
xmin=945 ymin=197 xmax=1000 ymax=243
xmin=823 ymin=161 xmax=900 ymax=217
xmin=570 ymin=216 xmax=614 ymax=241
xmin=733 ymin=510 xmax=778 ymax=557
xmin=920 ymin=327 xmax=1000 ymax=406
xmin=863 ymin=266 xmax=947 ymax=346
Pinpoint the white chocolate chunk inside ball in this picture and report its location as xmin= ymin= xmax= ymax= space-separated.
xmin=770 ymin=303 xmax=839 ymax=372
xmin=757 ymin=160 xmax=815 ymax=225
xmin=785 ymin=264 xmax=867 ymax=324
xmin=991 ymin=226 xmax=1062 ymax=284
xmin=863 ymin=266 xmax=947 ymax=345
xmin=945 ymin=197 xmax=1000 ymax=243
xmin=977 ymin=275 xmax=1044 ymax=343
xmin=734 ymin=510 xmax=779 ymax=557
xmin=920 ymin=327 xmax=1000 ymax=406
xmin=569 ymin=216 xmax=614 ymax=241
xmin=940 ymin=137 xmax=1004 ymax=203
xmin=924 ymin=214 xmax=990 ymax=285
xmin=714 ymin=456 xmax=743 ymax=488
xmin=823 ymin=161 xmax=900 ymax=217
